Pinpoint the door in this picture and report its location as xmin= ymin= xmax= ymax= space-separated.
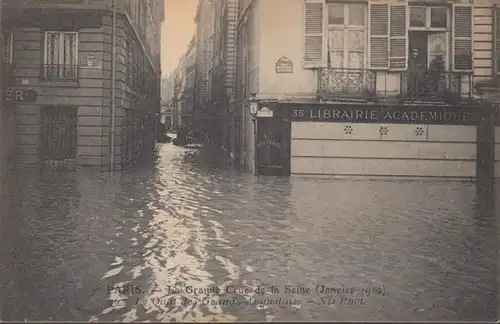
xmin=255 ymin=107 xmax=291 ymax=176
xmin=40 ymin=105 xmax=77 ymax=167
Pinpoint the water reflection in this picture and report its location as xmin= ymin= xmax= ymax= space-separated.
xmin=0 ymin=145 xmax=497 ymax=322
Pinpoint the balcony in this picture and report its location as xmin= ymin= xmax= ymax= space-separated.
xmin=317 ymin=68 xmax=376 ymax=102
xmin=317 ymin=68 xmax=473 ymax=105
xmin=43 ymin=64 xmax=79 ymax=81
xmin=400 ymin=71 xmax=472 ymax=105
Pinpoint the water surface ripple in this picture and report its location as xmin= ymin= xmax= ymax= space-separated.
xmin=0 ymin=144 xmax=497 ymax=322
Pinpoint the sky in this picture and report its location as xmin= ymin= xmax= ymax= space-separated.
xmin=161 ymin=0 xmax=198 ymax=77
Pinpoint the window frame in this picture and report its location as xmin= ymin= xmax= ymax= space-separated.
xmin=326 ymin=1 xmax=368 ymax=70
xmin=43 ymin=30 xmax=79 ymax=80
xmin=43 ymin=31 xmax=79 ymax=66
xmin=3 ymin=31 xmax=13 ymax=65
xmin=409 ymin=5 xmax=449 ymax=31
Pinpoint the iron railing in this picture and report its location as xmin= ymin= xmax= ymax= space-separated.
xmin=317 ymin=68 xmax=376 ymax=101
xmin=317 ymin=68 xmax=473 ymax=104
xmin=400 ymin=70 xmax=472 ymax=103
xmin=43 ymin=64 xmax=79 ymax=81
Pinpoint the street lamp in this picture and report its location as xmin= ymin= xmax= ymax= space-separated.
xmin=248 ymin=93 xmax=258 ymax=118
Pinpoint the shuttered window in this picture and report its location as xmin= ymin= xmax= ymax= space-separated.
xmin=390 ymin=5 xmax=407 ymax=70
xmin=369 ymin=3 xmax=389 ymax=69
xmin=303 ymin=0 xmax=325 ymax=68
xmin=327 ymin=3 xmax=367 ymax=69
xmin=452 ymin=4 xmax=473 ymax=71
xmin=494 ymin=5 xmax=500 ymax=76
xmin=3 ymin=32 xmax=12 ymax=65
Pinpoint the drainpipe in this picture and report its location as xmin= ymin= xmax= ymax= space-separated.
xmin=109 ymin=0 xmax=116 ymax=171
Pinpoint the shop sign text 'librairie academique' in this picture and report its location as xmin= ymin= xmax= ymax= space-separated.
xmin=288 ymin=105 xmax=484 ymax=125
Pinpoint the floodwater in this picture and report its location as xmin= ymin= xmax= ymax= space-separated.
xmin=0 ymin=143 xmax=497 ymax=322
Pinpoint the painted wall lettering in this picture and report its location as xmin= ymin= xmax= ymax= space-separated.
xmin=288 ymin=104 xmax=483 ymax=126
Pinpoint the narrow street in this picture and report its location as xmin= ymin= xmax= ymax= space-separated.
xmin=0 ymin=143 xmax=497 ymax=322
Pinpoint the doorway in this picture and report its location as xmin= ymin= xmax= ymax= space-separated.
xmin=409 ymin=31 xmax=428 ymax=66
xmin=40 ymin=105 xmax=77 ymax=167
xmin=255 ymin=108 xmax=291 ymax=176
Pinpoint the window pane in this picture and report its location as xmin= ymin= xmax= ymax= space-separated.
xmin=429 ymin=32 xmax=446 ymax=54
xmin=328 ymin=50 xmax=343 ymax=68
xmin=348 ymin=4 xmax=365 ymax=26
xmin=347 ymin=30 xmax=364 ymax=51
xmin=3 ymin=32 xmax=12 ymax=64
xmin=410 ymin=7 xmax=426 ymax=27
xmin=430 ymin=7 xmax=447 ymax=28
xmin=328 ymin=29 xmax=344 ymax=50
xmin=328 ymin=3 xmax=344 ymax=25
xmin=46 ymin=33 xmax=60 ymax=65
xmin=348 ymin=52 xmax=363 ymax=69
xmin=63 ymin=34 xmax=77 ymax=65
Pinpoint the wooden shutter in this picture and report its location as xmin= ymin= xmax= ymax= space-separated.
xmin=494 ymin=5 xmax=500 ymax=76
xmin=452 ymin=3 xmax=473 ymax=71
xmin=389 ymin=4 xmax=407 ymax=70
xmin=303 ymin=0 xmax=326 ymax=68
xmin=369 ymin=2 xmax=389 ymax=69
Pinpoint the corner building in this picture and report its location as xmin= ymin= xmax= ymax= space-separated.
xmin=234 ymin=0 xmax=499 ymax=179
xmin=3 ymin=0 xmax=164 ymax=169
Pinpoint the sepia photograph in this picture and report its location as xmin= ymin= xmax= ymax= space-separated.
xmin=0 ymin=0 xmax=498 ymax=322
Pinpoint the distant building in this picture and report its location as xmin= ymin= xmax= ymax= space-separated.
xmin=206 ymin=0 xmax=238 ymax=159
xmin=182 ymin=37 xmax=196 ymax=128
xmin=193 ymin=0 xmax=214 ymax=136
xmin=3 ymin=0 xmax=164 ymax=169
xmin=0 ymin=0 xmax=19 ymax=185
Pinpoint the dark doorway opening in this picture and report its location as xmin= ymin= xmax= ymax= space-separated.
xmin=255 ymin=108 xmax=291 ymax=176
xmin=40 ymin=105 xmax=77 ymax=168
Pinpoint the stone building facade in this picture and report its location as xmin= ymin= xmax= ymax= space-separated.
xmin=228 ymin=0 xmax=498 ymax=179
xmin=193 ymin=0 xmax=213 ymax=136
xmin=3 ymin=0 xmax=164 ymax=169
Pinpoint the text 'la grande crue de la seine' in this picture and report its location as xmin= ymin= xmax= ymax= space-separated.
xmin=107 ymin=283 xmax=389 ymax=310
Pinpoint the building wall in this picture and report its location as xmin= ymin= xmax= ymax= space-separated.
xmin=291 ymin=122 xmax=477 ymax=178
xmin=257 ymin=0 xmax=316 ymax=98
xmin=473 ymin=0 xmax=495 ymax=84
xmin=252 ymin=0 xmax=494 ymax=100
xmin=14 ymin=25 xmax=108 ymax=166
xmin=495 ymin=122 xmax=500 ymax=178
xmin=235 ymin=0 xmax=260 ymax=171
xmin=194 ymin=0 xmax=213 ymax=111
xmin=8 ymin=1 xmax=163 ymax=168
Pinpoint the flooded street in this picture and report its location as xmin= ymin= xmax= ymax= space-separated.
xmin=0 ymin=143 xmax=497 ymax=322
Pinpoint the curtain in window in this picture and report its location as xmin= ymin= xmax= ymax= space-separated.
xmin=3 ymin=32 xmax=12 ymax=64
xmin=326 ymin=3 xmax=366 ymax=93
xmin=63 ymin=33 xmax=77 ymax=77
xmin=46 ymin=32 xmax=60 ymax=66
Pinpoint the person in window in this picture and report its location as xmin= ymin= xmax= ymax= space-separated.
xmin=428 ymin=55 xmax=445 ymax=95
xmin=408 ymin=48 xmax=425 ymax=98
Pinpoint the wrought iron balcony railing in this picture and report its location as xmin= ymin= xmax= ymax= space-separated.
xmin=43 ymin=64 xmax=79 ymax=81
xmin=317 ymin=68 xmax=376 ymax=101
xmin=400 ymin=70 xmax=472 ymax=104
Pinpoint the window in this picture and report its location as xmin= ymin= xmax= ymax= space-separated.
xmin=327 ymin=3 xmax=366 ymax=69
xmin=126 ymin=40 xmax=133 ymax=83
xmin=44 ymin=31 xmax=78 ymax=80
xmin=3 ymin=32 xmax=13 ymax=79
xmin=3 ymin=32 xmax=13 ymax=65
xmin=304 ymin=1 xmax=471 ymax=72
xmin=410 ymin=6 xmax=448 ymax=29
